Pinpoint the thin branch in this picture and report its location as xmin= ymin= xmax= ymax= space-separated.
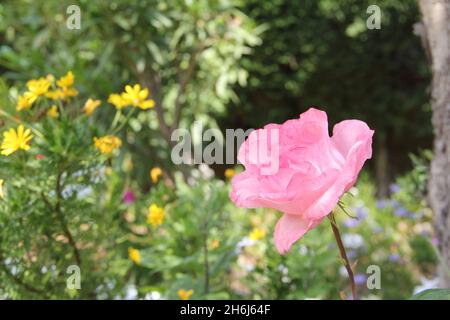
xmin=202 ymin=207 xmax=213 ymax=295
xmin=55 ymin=170 xmax=82 ymax=266
xmin=170 ymin=46 xmax=202 ymax=132
xmin=141 ymin=73 xmax=173 ymax=143
xmin=203 ymin=229 xmax=210 ymax=295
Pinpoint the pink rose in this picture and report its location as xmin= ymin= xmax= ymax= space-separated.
xmin=230 ymin=108 xmax=374 ymax=254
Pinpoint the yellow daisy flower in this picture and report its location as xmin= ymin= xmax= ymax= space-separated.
xmin=137 ymin=99 xmax=155 ymax=110
xmin=128 ymin=247 xmax=141 ymax=265
xmin=224 ymin=168 xmax=236 ymax=179
xmin=24 ymin=77 xmax=51 ymax=103
xmin=46 ymin=88 xmax=78 ymax=100
xmin=249 ymin=228 xmax=266 ymax=241
xmin=0 ymin=179 xmax=4 ymax=199
xmin=150 ymin=167 xmax=163 ymax=183
xmin=83 ymin=98 xmax=101 ymax=115
xmin=177 ymin=289 xmax=193 ymax=300
xmin=93 ymin=135 xmax=122 ymax=154
xmin=210 ymin=239 xmax=220 ymax=250
xmin=56 ymin=71 xmax=75 ymax=88
xmin=121 ymin=84 xmax=155 ymax=110
xmin=16 ymin=95 xmax=33 ymax=111
xmin=1 ymin=125 xmax=33 ymax=156
xmin=107 ymin=93 xmax=128 ymax=109
xmin=45 ymin=89 xmax=64 ymax=100
xmin=60 ymin=86 xmax=78 ymax=99
xmin=147 ymin=204 xmax=165 ymax=227
xmin=44 ymin=71 xmax=78 ymax=100
xmin=47 ymin=105 xmax=59 ymax=118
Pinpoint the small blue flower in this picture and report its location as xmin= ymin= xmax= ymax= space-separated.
xmin=347 ymin=250 xmax=357 ymax=259
xmin=389 ymin=183 xmax=401 ymax=193
xmin=375 ymin=199 xmax=387 ymax=209
xmin=356 ymin=206 xmax=368 ymax=219
xmin=354 ymin=274 xmax=366 ymax=285
xmin=394 ymin=207 xmax=409 ymax=217
xmin=390 ymin=199 xmax=400 ymax=208
xmin=389 ymin=253 xmax=400 ymax=262
xmin=344 ymin=219 xmax=360 ymax=228
xmin=372 ymin=226 xmax=384 ymax=234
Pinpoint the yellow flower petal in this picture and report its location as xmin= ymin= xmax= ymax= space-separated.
xmin=16 ymin=95 xmax=33 ymax=111
xmin=147 ymin=204 xmax=165 ymax=227
xmin=150 ymin=167 xmax=163 ymax=183
xmin=128 ymin=247 xmax=141 ymax=265
xmin=177 ymin=289 xmax=193 ymax=300
xmin=224 ymin=168 xmax=236 ymax=179
xmin=249 ymin=228 xmax=265 ymax=241
xmin=93 ymin=135 xmax=122 ymax=154
xmin=25 ymin=77 xmax=51 ymax=101
xmin=83 ymin=98 xmax=101 ymax=115
xmin=1 ymin=125 xmax=33 ymax=156
xmin=122 ymin=84 xmax=153 ymax=108
xmin=108 ymin=93 xmax=128 ymax=109
xmin=57 ymin=71 xmax=75 ymax=88
xmin=47 ymin=105 xmax=59 ymax=118
xmin=0 ymin=179 xmax=4 ymax=199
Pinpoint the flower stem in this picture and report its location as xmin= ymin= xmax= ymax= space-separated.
xmin=328 ymin=212 xmax=357 ymax=300
xmin=110 ymin=109 xmax=122 ymax=131
xmin=112 ymin=108 xmax=136 ymax=133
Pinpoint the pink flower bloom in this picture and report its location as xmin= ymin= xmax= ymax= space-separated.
xmin=230 ymin=108 xmax=374 ymax=254
xmin=123 ymin=190 xmax=135 ymax=204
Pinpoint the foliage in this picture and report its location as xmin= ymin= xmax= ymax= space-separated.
xmin=0 ymin=72 xmax=154 ymax=298
xmin=106 ymin=163 xmax=437 ymax=300
xmin=224 ymin=0 xmax=430 ymax=179
xmin=0 ymin=0 xmax=262 ymax=187
xmin=411 ymin=289 xmax=450 ymax=300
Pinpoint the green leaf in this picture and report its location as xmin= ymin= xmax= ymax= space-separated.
xmin=411 ymin=289 xmax=450 ymax=300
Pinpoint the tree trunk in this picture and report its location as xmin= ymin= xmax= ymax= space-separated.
xmin=418 ymin=0 xmax=450 ymax=287
xmin=375 ymin=135 xmax=389 ymax=198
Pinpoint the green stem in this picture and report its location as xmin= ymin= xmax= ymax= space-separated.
xmin=328 ymin=212 xmax=357 ymax=300
xmin=203 ymin=207 xmax=213 ymax=295
xmin=113 ymin=108 xmax=136 ymax=133
xmin=0 ymin=109 xmax=20 ymax=124
xmin=203 ymin=230 xmax=210 ymax=295
xmin=110 ymin=109 xmax=122 ymax=131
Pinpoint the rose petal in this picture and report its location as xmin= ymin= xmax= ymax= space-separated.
xmin=332 ymin=120 xmax=374 ymax=191
xmin=274 ymin=214 xmax=322 ymax=254
xmin=302 ymin=177 xmax=346 ymax=220
xmin=332 ymin=120 xmax=373 ymax=160
xmin=230 ymin=168 xmax=340 ymax=214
